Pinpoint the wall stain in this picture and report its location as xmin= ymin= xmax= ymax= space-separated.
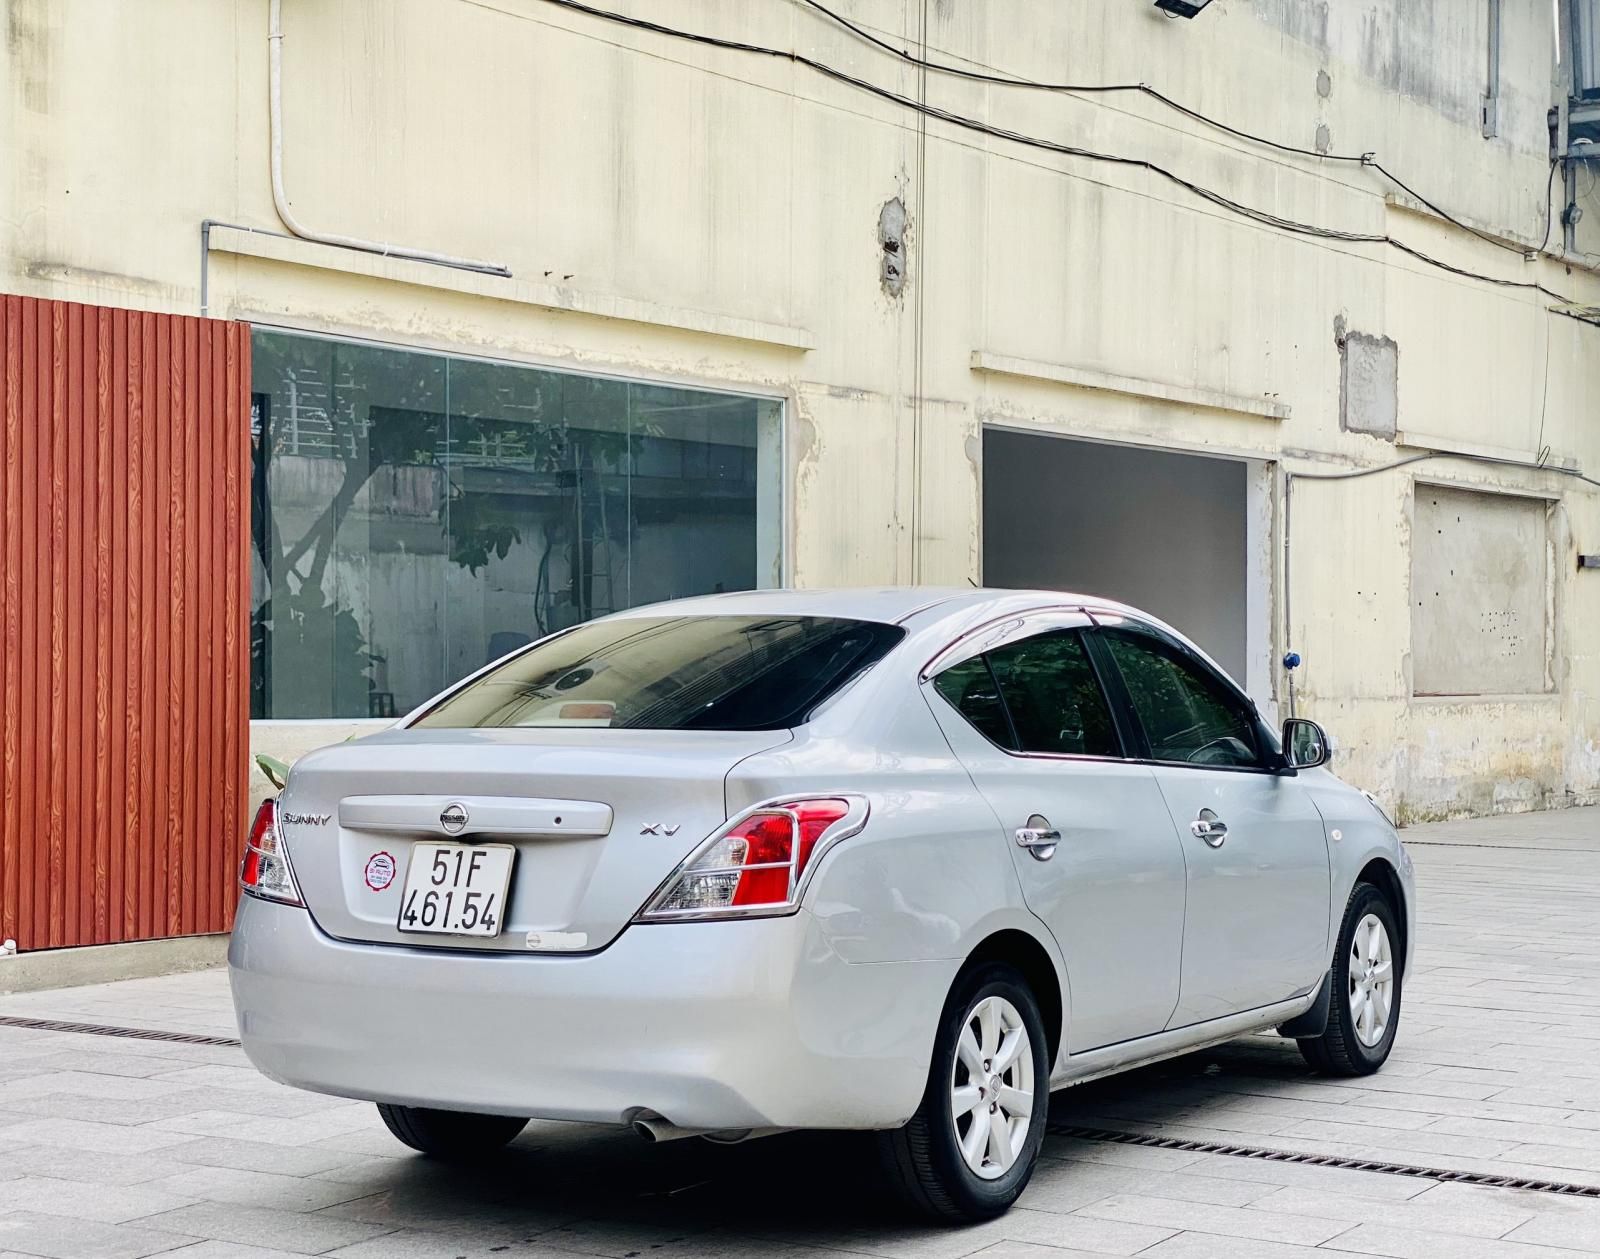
xmin=7 ymin=0 xmax=51 ymax=115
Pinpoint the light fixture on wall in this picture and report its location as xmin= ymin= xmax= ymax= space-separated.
xmin=1154 ymin=0 xmax=1214 ymax=16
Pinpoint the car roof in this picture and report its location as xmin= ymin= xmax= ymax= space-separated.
xmin=603 ymin=587 xmax=1236 ymax=691
xmin=606 ymin=586 xmax=1150 ymax=627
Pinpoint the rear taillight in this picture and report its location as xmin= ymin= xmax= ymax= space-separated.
xmin=638 ymin=796 xmax=867 ymax=921
xmin=240 ymin=799 xmax=303 ymax=906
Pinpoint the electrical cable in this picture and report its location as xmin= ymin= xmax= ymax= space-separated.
xmin=532 ymin=0 xmax=1580 ymax=306
xmin=1539 ymin=158 xmax=1561 ymax=255
xmin=1288 ymin=449 xmax=1600 ymax=489
xmin=796 ymin=0 xmax=1535 ymax=260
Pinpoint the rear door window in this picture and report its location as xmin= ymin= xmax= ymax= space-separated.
xmin=414 ymin=615 xmax=904 ymax=730
xmin=988 ymin=631 xmax=1121 ymax=757
xmin=933 ymin=629 xmax=1121 ymax=758
xmin=932 ymin=658 xmax=1016 ymax=750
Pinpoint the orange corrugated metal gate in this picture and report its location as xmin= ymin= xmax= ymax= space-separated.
xmin=0 ymin=294 xmax=251 ymax=951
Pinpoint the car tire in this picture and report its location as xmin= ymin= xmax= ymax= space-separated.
xmin=877 ymin=962 xmax=1051 ymax=1222
xmin=1299 ymin=881 xmax=1402 ymax=1077
xmin=376 ymin=1103 xmax=528 ymax=1159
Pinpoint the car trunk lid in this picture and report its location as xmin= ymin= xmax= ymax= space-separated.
xmin=275 ymin=726 xmax=791 ymax=953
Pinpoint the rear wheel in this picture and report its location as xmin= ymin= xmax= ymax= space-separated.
xmin=1299 ymin=882 xmax=1401 ymax=1076
xmin=877 ymin=963 xmax=1050 ymax=1221
xmin=376 ymin=1103 xmax=527 ymax=1159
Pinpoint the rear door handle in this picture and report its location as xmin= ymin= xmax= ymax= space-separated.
xmin=1015 ymin=814 xmax=1060 ymax=861
xmin=1190 ymin=809 xmax=1228 ymax=847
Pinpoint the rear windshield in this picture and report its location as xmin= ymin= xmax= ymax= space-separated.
xmin=412 ymin=615 xmax=905 ymax=731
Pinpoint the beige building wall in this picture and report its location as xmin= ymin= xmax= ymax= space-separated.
xmin=3 ymin=0 xmax=1598 ymax=822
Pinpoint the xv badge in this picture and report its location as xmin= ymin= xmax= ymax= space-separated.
xmin=639 ymin=823 xmax=682 ymax=836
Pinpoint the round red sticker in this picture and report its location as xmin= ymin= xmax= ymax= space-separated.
xmin=364 ymin=851 xmax=396 ymax=892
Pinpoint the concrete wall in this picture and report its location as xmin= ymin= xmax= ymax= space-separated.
xmin=982 ymin=431 xmax=1249 ymax=686
xmin=4 ymin=0 xmax=1599 ymax=821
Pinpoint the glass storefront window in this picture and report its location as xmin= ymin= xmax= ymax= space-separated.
xmin=249 ymin=329 xmax=782 ymax=720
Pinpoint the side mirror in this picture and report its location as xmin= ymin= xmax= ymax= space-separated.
xmin=1281 ymin=717 xmax=1330 ymax=770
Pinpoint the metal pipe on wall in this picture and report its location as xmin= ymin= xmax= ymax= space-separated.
xmin=266 ymin=0 xmax=510 ymax=278
xmin=1483 ymin=0 xmax=1501 ymax=138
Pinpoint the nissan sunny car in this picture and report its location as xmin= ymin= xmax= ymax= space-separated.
xmin=230 ymin=587 xmax=1414 ymax=1220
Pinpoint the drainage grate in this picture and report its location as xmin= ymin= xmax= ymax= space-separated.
xmin=1050 ymin=1123 xmax=1600 ymax=1200
xmin=0 ymin=1013 xmax=241 ymax=1048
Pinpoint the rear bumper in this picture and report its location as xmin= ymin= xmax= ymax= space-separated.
xmin=228 ymin=895 xmax=952 ymax=1131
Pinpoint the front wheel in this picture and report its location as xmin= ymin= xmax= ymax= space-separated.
xmin=877 ymin=963 xmax=1050 ymax=1221
xmin=1299 ymin=882 xmax=1402 ymax=1076
xmin=376 ymin=1103 xmax=527 ymax=1159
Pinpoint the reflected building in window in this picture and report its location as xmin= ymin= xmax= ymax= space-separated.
xmin=249 ymin=329 xmax=782 ymax=720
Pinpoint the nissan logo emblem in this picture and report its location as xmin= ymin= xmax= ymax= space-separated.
xmin=439 ymin=802 xmax=469 ymax=834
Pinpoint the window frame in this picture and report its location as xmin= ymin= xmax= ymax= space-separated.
xmin=1082 ymin=617 xmax=1282 ymax=776
xmin=927 ymin=615 xmax=1134 ymax=764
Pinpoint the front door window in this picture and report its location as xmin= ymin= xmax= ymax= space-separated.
xmin=1098 ymin=628 xmax=1260 ymax=768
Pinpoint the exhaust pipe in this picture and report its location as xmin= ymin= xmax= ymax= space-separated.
xmin=629 ymin=1114 xmax=790 ymax=1145
xmin=631 ymin=1115 xmax=718 ymax=1144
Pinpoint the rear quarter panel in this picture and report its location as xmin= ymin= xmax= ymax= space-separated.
xmin=727 ymin=673 xmax=1054 ymax=972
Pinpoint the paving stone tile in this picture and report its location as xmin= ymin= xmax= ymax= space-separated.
xmin=148 ymin=1110 xmax=377 ymax=1148
xmin=1501 ymin=1198 xmax=1600 ymax=1251
xmin=1039 ymin=1137 xmax=1206 ymax=1173
xmin=1319 ymin=1221 xmax=1577 ymax=1258
xmin=133 ymin=1202 xmax=395 ymax=1256
xmin=1 ymin=1091 xmax=252 ymax=1127
xmin=655 ymin=1235 xmax=889 ymax=1258
xmin=0 ymin=1210 xmax=196 ymax=1259
xmin=1 ymin=1050 xmax=200 ymax=1080
xmin=308 ymin=1128 xmax=419 ymax=1159
xmin=306 ymin=1155 xmax=414 ymax=1189
xmin=0 ymin=1072 xmax=184 ymax=1103
xmin=141 ymin=1164 xmax=375 ymax=1212
xmin=1139 ymin=1234 xmax=1338 ymax=1259
xmin=966 ymin=1246 xmax=1133 ymax=1259
xmin=1424 ymin=1115 xmax=1600 ymax=1152
xmin=318 ymin=1185 xmax=577 ymax=1235
xmin=532 ymin=1213 xmax=726 ymax=1257
xmin=0 ymin=1176 xmax=197 ymax=1224
xmin=1499 ymin=1143 xmax=1600 ymax=1174
xmin=0 ymin=1143 xmax=192 ymax=1186
xmin=1070 ymin=1193 xmax=1347 ymax=1245
xmin=157 ymin=1135 xmax=372 ymax=1178
xmin=747 ymin=1207 xmax=1176 ymax=1258
xmin=1023 ymin=1159 xmax=1273 ymax=1210
xmin=1177 ymin=1153 xmax=1437 ymax=1200
xmin=1245 ymin=1183 xmax=1537 ymax=1239
xmin=1269 ymin=1119 xmax=1518 ymax=1161
xmin=142 ymin=1066 xmax=283 ymax=1091
xmin=0 ymin=1116 xmax=196 ymax=1155
xmin=321 ymin=1231 xmax=594 ymax=1259
xmin=149 ymin=1244 xmax=313 ymax=1259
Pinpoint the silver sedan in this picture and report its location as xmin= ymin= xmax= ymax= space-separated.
xmin=230 ymin=587 xmax=1414 ymax=1221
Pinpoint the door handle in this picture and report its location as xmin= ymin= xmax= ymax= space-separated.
xmin=1190 ymin=809 xmax=1227 ymax=847
xmin=1015 ymin=815 xmax=1060 ymax=861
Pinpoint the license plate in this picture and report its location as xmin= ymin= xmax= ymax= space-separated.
xmin=397 ymin=843 xmax=515 ymax=937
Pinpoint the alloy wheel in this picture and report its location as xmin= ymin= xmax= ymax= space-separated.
xmin=1348 ymin=912 xmax=1395 ymax=1047
xmin=949 ymin=994 xmax=1035 ymax=1180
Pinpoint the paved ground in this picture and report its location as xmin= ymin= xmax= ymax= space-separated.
xmin=1 ymin=806 xmax=1598 ymax=1258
